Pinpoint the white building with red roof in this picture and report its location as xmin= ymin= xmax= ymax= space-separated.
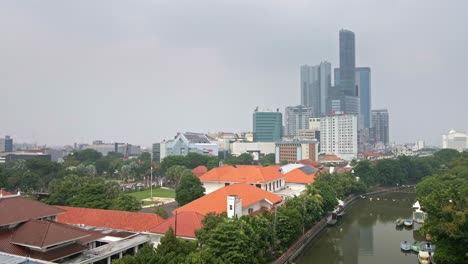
xmin=199 ymin=165 xmax=285 ymax=194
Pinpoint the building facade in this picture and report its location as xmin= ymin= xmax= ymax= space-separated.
xmin=356 ymin=67 xmax=372 ymax=129
xmin=284 ymin=105 xmax=314 ymax=138
xmin=152 ymin=143 xmax=161 ymax=162
xmin=253 ymin=109 xmax=282 ymax=142
xmin=163 ymin=132 xmax=219 ymax=158
xmin=320 ymin=113 xmax=358 ymax=160
xmin=442 ymin=130 xmax=468 ymax=152
xmin=339 ymin=29 xmax=356 ymax=96
xmin=300 ymin=62 xmax=331 ymax=116
xmin=370 ymin=109 xmax=389 ymax=145
xmin=274 ymin=141 xmax=319 ymax=164
xmin=0 ymin=136 xmax=13 ymax=153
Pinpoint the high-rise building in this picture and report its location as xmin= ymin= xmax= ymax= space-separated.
xmin=253 ymin=109 xmax=282 ymax=142
xmin=300 ymin=62 xmax=331 ymax=116
xmin=320 ymin=113 xmax=358 ymax=160
xmin=0 ymin=136 xmax=13 ymax=152
xmin=356 ymin=67 xmax=371 ymax=129
xmin=284 ymin=105 xmax=314 ymax=138
xmin=339 ymin=29 xmax=356 ymax=96
xmin=370 ymin=109 xmax=389 ymax=145
xmin=152 ymin=143 xmax=161 ymax=163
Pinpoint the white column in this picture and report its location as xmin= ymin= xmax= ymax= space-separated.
xmin=107 ymin=257 xmax=111 ymax=264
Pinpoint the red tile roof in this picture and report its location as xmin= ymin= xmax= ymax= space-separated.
xmin=297 ymin=159 xmax=322 ymax=168
xmin=148 ymin=211 xmax=205 ymax=239
xmin=199 ymin=165 xmax=284 ymax=183
xmin=175 ymin=183 xmax=282 ymax=215
xmin=56 ymin=206 xmax=165 ymax=232
xmin=11 ymin=220 xmax=91 ymax=249
xmin=0 ymin=190 xmax=12 ymax=196
xmin=192 ymin=166 xmax=208 ymax=178
xmin=284 ymin=168 xmax=316 ymax=184
xmin=319 ymin=155 xmax=344 ymax=162
xmin=0 ymin=196 xmax=64 ymax=226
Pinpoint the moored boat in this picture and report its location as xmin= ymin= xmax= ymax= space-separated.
xmin=418 ymin=251 xmax=430 ymax=264
xmin=404 ymin=219 xmax=413 ymax=227
xmin=411 ymin=241 xmax=421 ymax=252
xmin=395 ymin=218 xmax=404 ymax=227
xmin=421 ymin=242 xmax=436 ymax=253
xmin=400 ymin=241 xmax=411 ymax=251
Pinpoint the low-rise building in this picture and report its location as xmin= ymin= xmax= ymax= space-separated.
xmin=160 ymin=132 xmax=218 ymax=162
xmin=442 ymin=129 xmax=468 ymax=152
xmin=175 ymin=183 xmax=283 ymax=217
xmin=199 ymin=165 xmax=285 ymax=194
xmin=230 ymin=142 xmax=275 ymax=160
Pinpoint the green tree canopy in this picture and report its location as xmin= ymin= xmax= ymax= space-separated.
xmin=176 ymin=171 xmax=205 ymax=206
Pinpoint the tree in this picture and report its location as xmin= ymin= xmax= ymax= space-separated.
xmin=71 ymin=149 xmax=103 ymax=163
xmin=206 ymin=157 xmax=219 ymax=171
xmin=433 ymin=148 xmax=460 ymax=163
xmin=313 ymin=181 xmax=338 ymax=212
xmin=259 ymin=153 xmax=275 ymax=166
xmin=353 ymin=160 xmax=377 ymax=186
xmin=111 ymin=194 xmax=141 ymax=212
xmin=185 ymin=153 xmax=209 ymax=169
xmin=275 ymin=206 xmax=303 ymax=250
xmin=375 ymin=159 xmax=406 ymax=186
xmin=166 ymin=165 xmax=189 ymax=188
xmin=156 ymin=227 xmax=198 ymax=264
xmin=176 ymin=172 xmax=205 ymax=206
xmin=161 ymin=156 xmax=188 ymax=174
xmin=196 ymin=213 xmax=227 ymax=246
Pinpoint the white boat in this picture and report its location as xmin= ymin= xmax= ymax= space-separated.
xmin=404 ymin=219 xmax=413 ymax=227
xmin=418 ymin=251 xmax=433 ymax=264
xmin=413 ymin=209 xmax=427 ymax=224
xmin=400 ymin=241 xmax=411 ymax=251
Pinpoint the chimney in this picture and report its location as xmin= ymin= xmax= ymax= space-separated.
xmin=227 ymin=195 xmax=242 ymax=219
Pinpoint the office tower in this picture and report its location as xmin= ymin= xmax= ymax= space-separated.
xmin=320 ymin=113 xmax=358 ymax=160
xmin=0 ymin=136 xmax=13 ymax=152
xmin=356 ymin=67 xmax=371 ymax=129
xmin=284 ymin=105 xmax=314 ymax=138
xmin=339 ymin=29 xmax=356 ymax=96
xmin=300 ymin=62 xmax=331 ymax=116
xmin=370 ymin=109 xmax=389 ymax=145
xmin=253 ymin=108 xmax=282 ymax=142
xmin=152 ymin=143 xmax=161 ymax=163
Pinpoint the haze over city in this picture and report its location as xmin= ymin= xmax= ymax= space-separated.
xmin=1 ymin=0 xmax=467 ymax=146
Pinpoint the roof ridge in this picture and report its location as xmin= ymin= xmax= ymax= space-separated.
xmin=40 ymin=221 xmax=52 ymax=248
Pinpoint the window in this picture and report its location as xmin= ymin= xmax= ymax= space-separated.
xmin=229 ymin=205 xmax=233 ymax=210
xmin=225 ymin=183 xmax=230 ymax=186
xmin=248 ymin=208 xmax=254 ymax=214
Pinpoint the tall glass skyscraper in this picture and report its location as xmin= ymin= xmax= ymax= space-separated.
xmin=300 ymin=62 xmax=331 ymax=116
xmin=371 ymin=109 xmax=389 ymax=145
xmin=339 ymin=29 xmax=356 ymax=96
xmin=356 ymin=67 xmax=371 ymax=129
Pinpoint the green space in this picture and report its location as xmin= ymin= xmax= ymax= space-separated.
xmin=128 ymin=188 xmax=175 ymax=200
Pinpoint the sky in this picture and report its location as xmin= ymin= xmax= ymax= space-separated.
xmin=1 ymin=0 xmax=467 ymax=147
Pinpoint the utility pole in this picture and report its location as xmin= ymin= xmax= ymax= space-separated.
xmin=150 ymin=152 xmax=153 ymax=200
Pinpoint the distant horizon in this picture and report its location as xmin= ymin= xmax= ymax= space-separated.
xmin=1 ymin=1 xmax=467 ymax=147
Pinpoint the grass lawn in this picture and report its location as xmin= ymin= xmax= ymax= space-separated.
xmin=128 ymin=188 xmax=175 ymax=200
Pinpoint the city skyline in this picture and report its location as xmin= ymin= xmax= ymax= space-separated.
xmin=1 ymin=1 xmax=467 ymax=146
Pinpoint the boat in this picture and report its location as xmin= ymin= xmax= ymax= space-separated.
xmin=418 ymin=251 xmax=431 ymax=264
xmin=421 ymin=242 xmax=436 ymax=253
xmin=413 ymin=209 xmax=427 ymax=224
xmin=327 ymin=212 xmax=338 ymax=226
xmin=404 ymin=219 xmax=413 ymax=227
xmin=411 ymin=241 xmax=421 ymax=252
xmin=395 ymin=218 xmax=404 ymax=227
xmin=400 ymin=241 xmax=411 ymax=251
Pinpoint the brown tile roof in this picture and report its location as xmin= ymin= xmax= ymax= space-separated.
xmin=319 ymin=155 xmax=344 ymax=162
xmin=11 ymin=220 xmax=91 ymax=249
xmin=297 ymin=159 xmax=323 ymax=168
xmin=148 ymin=211 xmax=205 ymax=239
xmin=0 ymin=225 xmax=89 ymax=261
xmin=175 ymin=183 xmax=282 ymax=215
xmin=0 ymin=196 xmax=64 ymax=226
xmin=56 ymin=206 xmax=165 ymax=232
xmin=199 ymin=165 xmax=284 ymax=183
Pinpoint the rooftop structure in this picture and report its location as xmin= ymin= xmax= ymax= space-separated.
xmin=148 ymin=211 xmax=205 ymax=240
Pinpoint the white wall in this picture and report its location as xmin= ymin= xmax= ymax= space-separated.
xmin=203 ymin=182 xmax=226 ymax=194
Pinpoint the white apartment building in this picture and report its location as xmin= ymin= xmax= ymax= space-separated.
xmin=284 ymin=105 xmax=314 ymax=138
xmin=320 ymin=113 xmax=358 ymax=160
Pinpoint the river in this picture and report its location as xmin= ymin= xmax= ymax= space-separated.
xmin=296 ymin=192 xmax=425 ymax=264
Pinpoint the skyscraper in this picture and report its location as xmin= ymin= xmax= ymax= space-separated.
xmin=339 ymin=29 xmax=356 ymax=96
xmin=0 ymin=136 xmax=13 ymax=152
xmin=371 ymin=109 xmax=389 ymax=145
xmin=253 ymin=109 xmax=282 ymax=142
xmin=356 ymin=67 xmax=372 ymax=129
xmin=284 ymin=105 xmax=314 ymax=138
xmin=300 ymin=62 xmax=331 ymax=116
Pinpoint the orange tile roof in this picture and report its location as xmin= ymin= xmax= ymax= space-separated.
xmin=192 ymin=166 xmax=208 ymax=178
xmin=284 ymin=168 xmax=316 ymax=184
xmin=199 ymin=165 xmax=284 ymax=183
xmin=175 ymin=183 xmax=282 ymax=215
xmin=148 ymin=211 xmax=205 ymax=239
xmin=56 ymin=206 xmax=165 ymax=232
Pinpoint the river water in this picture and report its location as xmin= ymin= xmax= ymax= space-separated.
xmin=296 ymin=192 xmax=425 ymax=264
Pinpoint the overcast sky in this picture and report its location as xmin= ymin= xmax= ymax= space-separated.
xmin=1 ymin=0 xmax=467 ymax=147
